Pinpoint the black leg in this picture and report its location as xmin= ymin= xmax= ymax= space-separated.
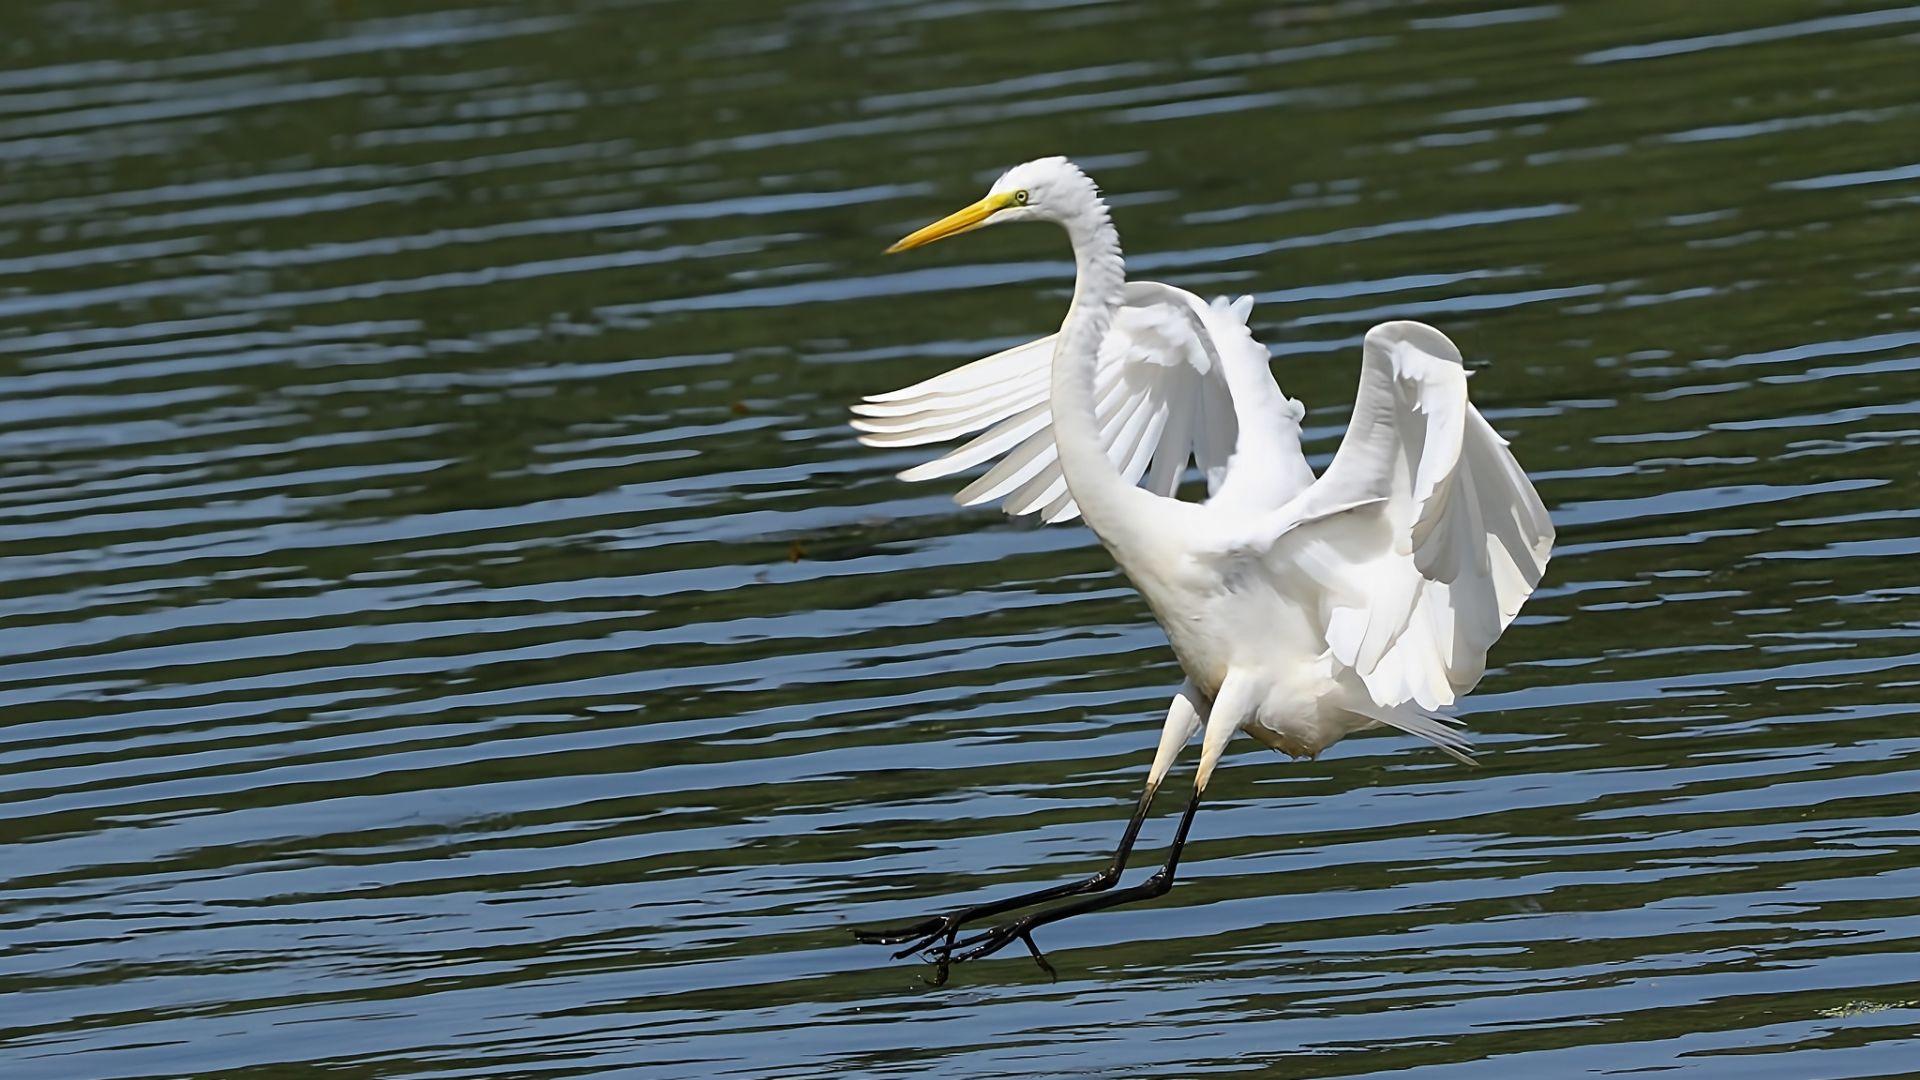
xmin=853 ymin=781 xmax=1163 ymax=965
xmin=931 ymin=785 xmax=1204 ymax=975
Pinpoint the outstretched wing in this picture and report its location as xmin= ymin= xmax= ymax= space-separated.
xmin=1233 ymin=320 xmax=1554 ymax=713
xmin=852 ymin=284 xmax=1307 ymax=522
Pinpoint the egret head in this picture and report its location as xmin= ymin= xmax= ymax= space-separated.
xmin=886 ymin=156 xmax=1099 ymax=253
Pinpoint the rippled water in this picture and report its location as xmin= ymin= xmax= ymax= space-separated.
xmin=4 ymin=1 xmax=1919 ymax=1076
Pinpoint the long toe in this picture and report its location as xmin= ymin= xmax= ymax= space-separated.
xmin=889 ymin=927 xmax=948 ymax=960
xmin=951 ymin=925 xmax=1022 ymax=963
xmin=852 ymin=916 xmax=945 ymax=945
xmin=946 ymin=924 xmax=999 ymax=952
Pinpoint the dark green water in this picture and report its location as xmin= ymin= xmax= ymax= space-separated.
xmin=3 ymin=1 xmax=1919 ymax=1076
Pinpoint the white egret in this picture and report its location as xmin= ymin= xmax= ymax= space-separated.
xmin=852 ymin=157 xmax=1553 ymax=982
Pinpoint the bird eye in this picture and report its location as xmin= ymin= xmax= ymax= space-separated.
xmin=1013 ymin=190 xmax=1029 ymax=205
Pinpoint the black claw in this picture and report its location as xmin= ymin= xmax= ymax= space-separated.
xmin=1019 ymin=930 xmax=1057 ymax=981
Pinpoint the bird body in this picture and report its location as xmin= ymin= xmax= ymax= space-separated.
xmin=854 ymin=157 xmax=1552 ymax=980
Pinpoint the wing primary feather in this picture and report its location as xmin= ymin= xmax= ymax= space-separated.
xmin=897 ymin=402 xmax=1050 ymax=481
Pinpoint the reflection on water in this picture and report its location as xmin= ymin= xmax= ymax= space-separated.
xmin=2 ymin=1 xmax=1919 ymax=1075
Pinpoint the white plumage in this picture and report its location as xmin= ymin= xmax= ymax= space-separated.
xmin=860 ymin=264 xmax=1550 ymax=765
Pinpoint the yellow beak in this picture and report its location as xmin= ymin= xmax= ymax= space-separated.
xmin=886 ymin=192 xmax=1016 ymax=253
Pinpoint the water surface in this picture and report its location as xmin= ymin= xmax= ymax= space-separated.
xmin=3 ymin=1 xmax=1920 ymax=1076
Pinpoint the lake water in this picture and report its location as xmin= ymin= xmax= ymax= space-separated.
xmin=3 ymin=1 xmax=1919 ymax=1076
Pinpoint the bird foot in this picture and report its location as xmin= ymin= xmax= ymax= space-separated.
xmin=856 ymin=911 xmax=1056 ymax=983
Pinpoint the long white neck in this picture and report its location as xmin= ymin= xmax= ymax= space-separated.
xmin=1050 ymin=190 xmax=1140 ymax=545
